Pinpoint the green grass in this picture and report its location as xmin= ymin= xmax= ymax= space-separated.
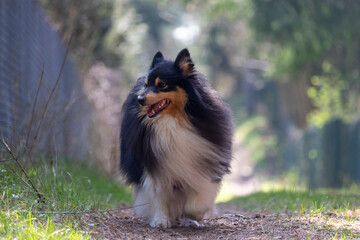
xmin=230 ymin=188 xmax=360 ymax=214
xmin=0 ymin=211 xmax=87 ymax=240
xmin=0 ymin=160 xmax=131 ymax=239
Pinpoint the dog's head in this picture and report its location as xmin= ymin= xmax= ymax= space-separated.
xmin=137 ymin=48 xmax=195 ymax=118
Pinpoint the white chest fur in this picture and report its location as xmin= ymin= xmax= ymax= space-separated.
xmin=133 ymin=116 xmax=221 ymax=228
xmin=149 ymin=116 xmax=220 ymax=190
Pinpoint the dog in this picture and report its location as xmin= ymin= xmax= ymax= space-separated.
xmin=120 ymin=48 xmax=233 ymax=228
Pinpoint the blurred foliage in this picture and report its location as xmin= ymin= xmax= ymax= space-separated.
xmin=250 ymin=0 xmax=360 ymax=79
xmin=132 ymin=0 xmax=169 ymax=46
xmin=235 ymin=116 xmax=277 ymax=166
xmin=41 ymin=0 xmax=360 ymax=122
xmin=41 ymin=0 xmax=113 ymax=65
xmin=248 ymin=0 xmax=360 ymax=125
xmin=41 ymin=0 xmax=147 ymax=78
xmin=307 ymin=62 xmax=357 ymax=127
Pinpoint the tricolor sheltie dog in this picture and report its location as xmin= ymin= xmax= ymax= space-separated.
xmin=120 ymin=49 xmax=233 ymax=228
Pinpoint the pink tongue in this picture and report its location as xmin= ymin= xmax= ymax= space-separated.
xmin=146 ymin=108 xmax=153 ymax=116
xmin=146 ymin=102 xmax=160 ymax=116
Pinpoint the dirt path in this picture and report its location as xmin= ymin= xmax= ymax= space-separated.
xmin=87 ymin=203 xmax=357 ymax=239
xmin=86 ymin=147 xmax=359 ymax=240
xmin=86 ymin=131 xmax=359 ymax=239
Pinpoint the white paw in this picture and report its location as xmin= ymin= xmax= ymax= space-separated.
xmin=150 ymin=217 xmax=171 ymax=228
xmin=179 ymin=218 xmax=203 ymax=228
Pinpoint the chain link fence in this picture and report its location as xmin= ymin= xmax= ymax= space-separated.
xmin=0 ymin=0 xmax=90 ymax=160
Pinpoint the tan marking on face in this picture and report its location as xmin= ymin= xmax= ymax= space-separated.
xmin=155 ymin=77 xmax=161 ymax=86
xmin=142 ymin=87 xmax=189 ymax=126
xmin=155 ymin=77 xmax=168 ymax=89
xmin=145 ymin=78 xmax=149 ymax=86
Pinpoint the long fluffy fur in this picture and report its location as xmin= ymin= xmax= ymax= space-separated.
xmin=120 ymin=49 xmax=233 ymax=228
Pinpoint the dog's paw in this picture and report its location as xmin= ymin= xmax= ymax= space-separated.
xmin=150 ymin=217 xmax=172 ymax=228
xmin=179 ymin=218 xmax=203 ymax=228
xmin=184 ymin=209 xmax=206 ymax=222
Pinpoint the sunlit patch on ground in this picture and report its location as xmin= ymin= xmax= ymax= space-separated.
xmin=290 ymin=212 xmax=360 ymax=239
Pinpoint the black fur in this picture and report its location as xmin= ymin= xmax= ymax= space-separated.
xmin=120 ymin=77 xmax=157 ymax=184
xmin=120 ymin=49 xmax=233 ymax=185
xmin=150 ymin=51 xmax=164 ymax=69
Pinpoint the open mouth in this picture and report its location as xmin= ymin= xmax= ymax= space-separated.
xmin=146 ymin=98 xmax=171 ymax=118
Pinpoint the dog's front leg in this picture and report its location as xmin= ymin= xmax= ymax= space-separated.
xmin=149 ymin=191 xmax=171 ymax=228
xmin=184 ymin=181 xmax=219 ymax=221
xmin=133 ymin=177 xmax=172 ymax=228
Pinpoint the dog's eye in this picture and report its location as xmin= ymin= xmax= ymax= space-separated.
xmin=158 ymin=82 xmax=167 ymax=89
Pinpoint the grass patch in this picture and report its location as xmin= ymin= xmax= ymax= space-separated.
xmin=230 ymin=188 xmax=360 ymax=214
xmin=0 ymin=160 xmax=131 ymax=239
xmin=0 ymin=211 xmax=87 ymax=240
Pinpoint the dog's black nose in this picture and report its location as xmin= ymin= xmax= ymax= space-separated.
xmin=137 ymin=95 xmax=145 ymax=106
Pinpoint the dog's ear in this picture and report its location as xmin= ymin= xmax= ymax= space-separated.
xmin=174 ymin=48 xmax=195 ymax=76
xmin=150 ymin=51 xmax=164 ymax=69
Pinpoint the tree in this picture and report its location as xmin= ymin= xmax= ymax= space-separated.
xmin=249 ymin=0 xmax=360 ymax=125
